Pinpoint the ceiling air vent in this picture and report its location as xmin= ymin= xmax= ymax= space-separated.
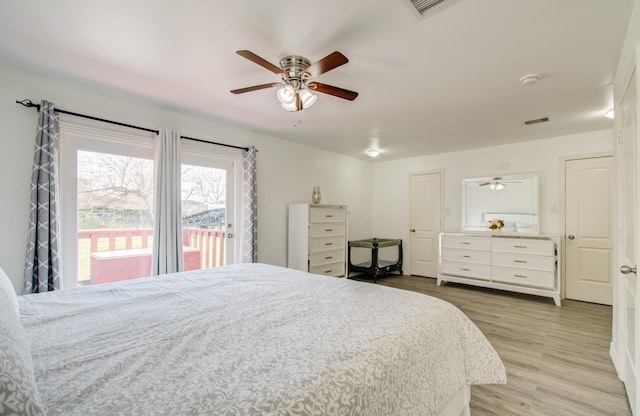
xmin=524 ymin=117 xmax=550 ymax=126
xmin=405 ymin=0 xmax=461 ymax=18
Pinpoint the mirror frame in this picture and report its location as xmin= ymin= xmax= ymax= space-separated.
xmin=461 ymin=173 xmax=540 ymax=234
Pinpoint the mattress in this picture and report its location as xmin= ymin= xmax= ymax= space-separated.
xmin=19 ymin=263 xmax=506 ymax=415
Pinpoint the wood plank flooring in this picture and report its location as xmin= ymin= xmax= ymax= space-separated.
xmin=373 ymin=275 xmax=631 ymax=416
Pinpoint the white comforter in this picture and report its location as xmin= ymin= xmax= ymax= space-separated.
xmin=19 ymin=263 xmax=505 ymax=415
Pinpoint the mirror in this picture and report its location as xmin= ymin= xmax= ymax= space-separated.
xmin=461 ymin=173 xmax=539 ymax=233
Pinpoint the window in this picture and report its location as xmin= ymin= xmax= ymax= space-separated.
xmin=60 ymin=123 xmax=240 ymax=289
xmin=76 ymin=150 xmax=155 ymax=283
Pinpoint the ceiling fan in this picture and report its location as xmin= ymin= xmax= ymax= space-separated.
xmin=230 ymin=50 xmax=359 ymax=112
xmin=478 ymin=177 xmax=522 ymax=190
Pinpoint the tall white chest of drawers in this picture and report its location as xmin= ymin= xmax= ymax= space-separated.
xmin=288 ymin=204 xmax=348 ymax=277
xmin=438 ymin=232 xmax=560 ymax=305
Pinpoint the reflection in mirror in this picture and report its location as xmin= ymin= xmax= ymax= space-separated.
xmin=462 ymin=174 xmax=539 ymax=233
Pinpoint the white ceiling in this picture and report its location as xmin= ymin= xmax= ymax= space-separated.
xmin=0 ymin=0 xmax=633 ymax=161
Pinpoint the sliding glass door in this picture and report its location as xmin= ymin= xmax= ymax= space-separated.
xmin=60 ymin=123 xmax=240 ymax=289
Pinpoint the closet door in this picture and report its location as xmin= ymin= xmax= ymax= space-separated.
xmin=409 ymin=171 xmax=442 ymax=277
xmin=564 ymin=155 xmax=613 ymax=305
xmin=616 ymin=66 xmax=639 ymax=415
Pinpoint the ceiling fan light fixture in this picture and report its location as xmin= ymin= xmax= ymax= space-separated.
xmin=277 ymin=85 xmax=296 ymax=105
xmin=489 ymin=182 xmax=504 ymax=190
xmin=366 ymin=148 xmax=380 ymax=158
xmin=298 ymin=88 xmax=317 ymax=108
xmin=280 ymin=100 xmax=298 ymax=112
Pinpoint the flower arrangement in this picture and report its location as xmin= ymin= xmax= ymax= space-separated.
xmin=489 ymin=219 xmax=505 ymax=230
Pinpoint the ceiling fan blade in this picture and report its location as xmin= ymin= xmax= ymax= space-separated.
xmin=302 ymin=51 xmax=349 ymax=78
xmin=309 ymin=82 xmax=358 ymax=101
xmin=236 ymin=50 xmax=283 ymax=75
xmin=478 ymin=182 xmax=491 ymax=186
xmin=230 ymin=83 xmax=279 ymax=94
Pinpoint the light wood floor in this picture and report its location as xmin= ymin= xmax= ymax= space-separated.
xmin=372 ymin=275 xmax=631 ymax=416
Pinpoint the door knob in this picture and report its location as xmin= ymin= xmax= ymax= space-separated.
xmin=410 ymin=228 xmax=416 ymax=233
xmin=227 ymin=233 xmax=233 ymax=239
xmin=568 ymin=235 xmax=575 ymax=240
xmin=620 ymin=265 xmax=637 ymax=275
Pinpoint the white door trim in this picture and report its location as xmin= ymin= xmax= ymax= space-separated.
xmin=406 ymin=169 xmax=445 ymax=276
xmin=559 ymin=151 xmax=614 ymax=301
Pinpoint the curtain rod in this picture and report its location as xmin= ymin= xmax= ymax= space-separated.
xmin=16 ymin=99 xmax=250 ymax=152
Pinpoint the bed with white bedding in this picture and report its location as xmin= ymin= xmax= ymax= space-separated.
xmin=2 ymin=263 xmax=506 ymax=415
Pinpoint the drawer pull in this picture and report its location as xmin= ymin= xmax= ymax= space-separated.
xmin=514 ymin=260 xmax=527 ymax=264
xmin=461 ymin=242 xmax=471 ymax=245
xmin=324 ymin=242 xmax=333 ymax=246
xmin=462 ymin=255 xmax=471 ymax=258
xmin=324 ymin=270 xmax=333 ymax=274
xmin=514 ymin=274 xmax=528 ymax=279
xmin=325 ymin=215 xmax=334 ymax=218
xmin=513 ymin=245 xmax=527 ymax=249
xmin=325 ymin=229 xmax=333 ymax=232
xmin=461 ymin=268 xmax=471 ymax=271
xmin=325 ymin=256 xmax=333 ymax=260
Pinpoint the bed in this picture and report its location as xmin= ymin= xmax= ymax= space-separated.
xmin=1 ymin=263 xmax=506 ymax=416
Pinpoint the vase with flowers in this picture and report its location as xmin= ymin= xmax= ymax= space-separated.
xmin=489 ymin=219 xmax=504 ymax=232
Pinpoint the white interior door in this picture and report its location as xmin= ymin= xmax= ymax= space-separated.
xmin=565 ymin=155 xmax=614 ymax=305
xmin=618 ymin=67 xmax=639 ymax=415
xmin=409 ymin=172 xmax=442 ymax=277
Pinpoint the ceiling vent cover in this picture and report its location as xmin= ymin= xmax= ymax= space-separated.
xmin=406 ymin=0 xmax=461 ymax=18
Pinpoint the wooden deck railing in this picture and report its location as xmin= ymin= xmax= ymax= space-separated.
xmin=78 ymin=227 xmax=226 ymax=269
xmin=182 ymin=228 xmax=226 ymax=268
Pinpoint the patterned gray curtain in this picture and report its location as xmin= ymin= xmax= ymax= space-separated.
xmin=241 ymin=146 xmax=257 ymax=263
xmin=23 ymin=100 xmax=61 ymax=294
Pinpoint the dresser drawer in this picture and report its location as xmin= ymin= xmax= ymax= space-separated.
xmin=309 ymin=223 xmax=345 ymax=238
xmin=310 ymin=261 xmax=345 ymax=277
xmin=441 ymin=248 xmax=491 ymax=265
xmin=310 ymin=208 xmax=346 ymax=223
xmin=491 ymin=252 xmax=555 ymax=272
xmin=491 ymin=238 xmax=554 ymax=256
xmin=492 ymin=266 xmax=555 ymax=289
xmin=310 ymin=236 xmax=345 ymax=252
xmin=310 ymin=249 xmax=345 ymax=266
xmin=441 ymin=235 xmax=490 ymax=251
xmin=441 ymin=261 xmax=491 ymax=280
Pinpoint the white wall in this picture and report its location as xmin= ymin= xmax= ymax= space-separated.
xmin=371 ymin=130 xmax=614 ymax=269
xmin=0 ymin=64 xmax=374 ymax=294
xmin=0 ymin=62 xmax=618 ymax=294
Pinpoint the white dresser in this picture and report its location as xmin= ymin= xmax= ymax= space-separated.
xmin=438 ymin=232 xmax=560 ymax=305
xmin=288 ymin=203 xmax=348 ymax=277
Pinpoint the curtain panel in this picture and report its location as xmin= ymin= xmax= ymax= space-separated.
xmin=152 ymin=129 xmax=184 ymax=275
xmin=23 ymin=100 xmax=61 ymax=294
xmin=241 ymin=146 xmax=257 ymax=263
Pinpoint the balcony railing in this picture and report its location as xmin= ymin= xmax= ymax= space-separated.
xmin=182 ymin=227 xmax=226 ymax=269
xmin=78 ymin=227 xmax=226 ymax=283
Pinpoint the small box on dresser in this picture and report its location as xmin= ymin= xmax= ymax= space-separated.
xmin=288 ymin=203 xmax=348 ymax=277
xmin=438 ymin=232 xmax=560 ymax=306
